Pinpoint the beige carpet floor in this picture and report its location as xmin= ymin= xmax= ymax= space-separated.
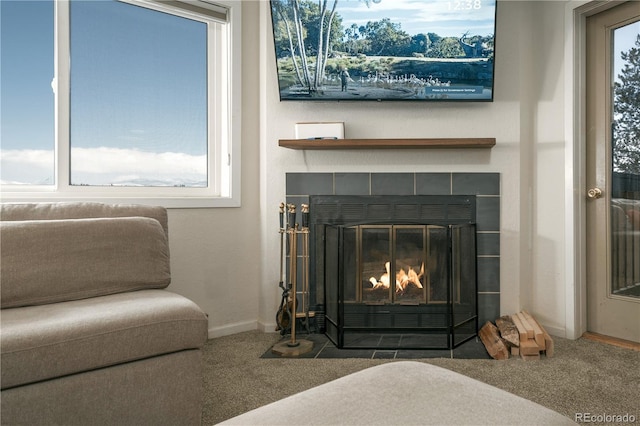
xmin=202 ymin=331 xmax=639 ymax=425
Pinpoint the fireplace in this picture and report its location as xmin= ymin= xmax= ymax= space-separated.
xmin=285 ymin=172 xmax=501 ymax=343
xmin=313 ymin=195 xmax=477 ymax=349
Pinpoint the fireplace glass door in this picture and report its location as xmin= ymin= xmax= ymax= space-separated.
xmin=357 ymin=225 xmax=448 ymax=305
xmin=324 ymin=223 xmax=477 ymax=349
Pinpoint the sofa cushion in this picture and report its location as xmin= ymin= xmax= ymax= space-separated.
xmin=1 ymin=216 xmax=171 ymax=308
xmin=0 ymin=202 xmax=169 ymax=236
xmin=1 ymin=290 xmax=208 ymax=389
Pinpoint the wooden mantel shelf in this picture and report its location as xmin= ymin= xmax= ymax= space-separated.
xmin=278 ymin=137 xmax=495 ymax=150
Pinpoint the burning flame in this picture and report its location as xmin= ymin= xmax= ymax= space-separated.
xmin=369 ymin=262 xmax=424 ymax=292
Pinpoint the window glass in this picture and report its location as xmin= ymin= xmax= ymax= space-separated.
xmin=69 ymin=0 xmax=208 ymax=187
xmin=612 ymin=21 xmax=640 ymax=178
xmin=1 ymin=0 xmax=55 ymax=185
xmin=610 ymin=21 xmax=640 ymax=299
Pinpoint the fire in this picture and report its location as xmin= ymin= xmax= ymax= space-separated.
xmin=369 ymin=261 xmax=424 ymax=292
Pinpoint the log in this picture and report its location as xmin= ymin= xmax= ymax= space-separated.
xmin=519 ymin=338 xmax=542 ymax=356
xmin=521 ymin=311 xmax=546 ymax=350
xmin=523 ymin=310 xmax=554 ymax=357
xmin=510 ymin=314 xmax=528 ymax=341
xmin=495 ymin=315 xmax=520 ymax=347
xmin=515 ymin=312 xmax=535 ymax=339
xmin=479 ymin=321 xmax=509 ymax=360
xmin=543 ymin=331 xmax=555 ymax=357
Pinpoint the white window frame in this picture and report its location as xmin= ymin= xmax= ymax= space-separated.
xmin=1 ymin=0 xmax=241 ymax=208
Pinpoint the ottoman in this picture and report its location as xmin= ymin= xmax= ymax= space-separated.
xmin=220 ymin=361 xmax=575 ymax=425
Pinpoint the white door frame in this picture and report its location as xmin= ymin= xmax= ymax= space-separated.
xmin=564 ymin=1 xmax=627 ymax=340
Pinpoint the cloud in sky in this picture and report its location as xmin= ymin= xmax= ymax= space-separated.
xmin=1 ymin=147 xmax=206 ymax=186
xmin=336 ymin=0 xmax=496 ymax=36
xmin=0 ymin=149 xmax=54 ymax=185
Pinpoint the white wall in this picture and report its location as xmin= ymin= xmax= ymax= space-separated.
xmin=165 ymin=1 xmax=263 ymax=338
xmin=528 ymin=1 xmax=569 ymax=334
xmin=164 ymin=1 xmax=572 ymax=338
xmin=257 ymin=0 xmax=570 ymax=335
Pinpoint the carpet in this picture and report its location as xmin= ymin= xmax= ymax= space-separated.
xmin=203 ymin=330 xmax=640 ymax=425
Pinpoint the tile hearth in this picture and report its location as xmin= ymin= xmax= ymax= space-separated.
xmin=262 ymin=333 xmax=491 ymax=359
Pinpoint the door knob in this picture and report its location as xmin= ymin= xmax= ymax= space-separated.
xmin=587 ymin=187 xmax=603 ymax=199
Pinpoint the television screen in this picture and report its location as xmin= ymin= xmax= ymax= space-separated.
xmin=270 ymin=0 xmax=497 ymax=101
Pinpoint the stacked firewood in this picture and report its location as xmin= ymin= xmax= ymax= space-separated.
xmin=479 ymin=311 xmax=554 ymax=360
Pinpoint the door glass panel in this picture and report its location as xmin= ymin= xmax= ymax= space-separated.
xmin=611 ymin=21 xmax=640 ymax=299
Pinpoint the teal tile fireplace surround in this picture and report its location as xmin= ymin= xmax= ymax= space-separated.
xmin=285 ymin=172 xmax=501 ymax=332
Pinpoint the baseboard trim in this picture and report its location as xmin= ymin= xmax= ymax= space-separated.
xmin=257 ymin=320 xmax=279 ymax=333
xmin=208 ymin=320 xmax=280 ymax=339
xmin=540 ymin=323 xmax=565 ymax=339
xmin=582 ymin=332 xmax=640 ymax=351
xmin=208 ymin=320 xmax=258 ymax=339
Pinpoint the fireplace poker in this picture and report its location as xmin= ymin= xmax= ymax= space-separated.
xmin=278 ymin=202 xmax=286 ymax=291
xmin=287 ymin=204 xmax=298 ymax=346
xmin=300 ymin=204 xmax=311 ymax=333
xmin=275 ymin=203 xmax=292 ymax=334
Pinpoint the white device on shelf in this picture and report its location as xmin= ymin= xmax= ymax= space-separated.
xmin=294 ymin=122 xmax=344 ymax=140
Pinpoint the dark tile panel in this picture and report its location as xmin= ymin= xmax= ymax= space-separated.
xmin=370 ymin=173 xmax=414 ymax=195
xmin=315 ymin=345 xmax=374 ymax=359
xmin=372 ymin=351 xmax=397 ymax=359
xmin=477 ymin=293 xmax=500 ymax=327
xmin=452 ymin=173 xmax=500 ymax=195
xmin=286 ymin=173 xmax=334 ymax=195
xmin=416 ymin=173 xmax=452 ymax=195
xmin=477 ymin=257 xmax=500 ymax=293
xmin=477 ymin=232 xmax=500 ymax=256
xmin=476 ymin=197 xmax=500 ymax=231
xmin=335 ymin=173 xmax=370 ymax=195
xmin=452 ymin=338 xmax=491 ymax=359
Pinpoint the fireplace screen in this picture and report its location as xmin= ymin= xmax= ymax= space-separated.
xmin=325 ymin=223 xmax=477 ymax=349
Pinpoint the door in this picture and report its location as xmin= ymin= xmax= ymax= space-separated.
xmin=586 ymin=1 xmax=640 ymax=343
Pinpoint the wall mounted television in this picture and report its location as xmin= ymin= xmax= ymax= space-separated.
xmin=270 ymin=0 xmax=497 ymax=102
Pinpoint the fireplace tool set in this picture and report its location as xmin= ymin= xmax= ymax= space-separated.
xmin=272 ymin=203 xmax=314 ymax=356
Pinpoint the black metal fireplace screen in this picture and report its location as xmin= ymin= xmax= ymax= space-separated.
xmin=312 ymin=195 xmax=478 ymax=350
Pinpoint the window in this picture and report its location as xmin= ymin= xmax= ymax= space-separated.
xmin=0 ymin=0 xmax=241 ymax=207
xmin=1 ymin=1 xmax=55 ymax=185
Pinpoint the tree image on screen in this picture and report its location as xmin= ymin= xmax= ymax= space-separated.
xmin=270 ymin=0 xmax=496 ymax=101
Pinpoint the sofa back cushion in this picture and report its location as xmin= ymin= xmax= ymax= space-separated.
xmin=1 ymin=216 xmax=171 ymax=308
xmin=0 ymin=202 xmax=169 ymax=236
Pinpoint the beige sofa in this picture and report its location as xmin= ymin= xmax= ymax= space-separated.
xmin=0 ymin=202 xmax=208 ymax=425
